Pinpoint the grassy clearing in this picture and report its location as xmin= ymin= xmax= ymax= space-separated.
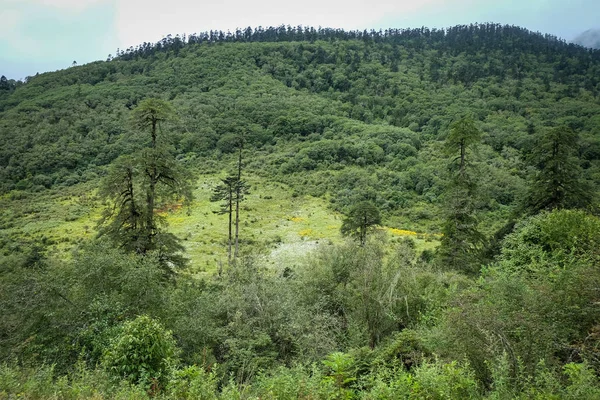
xmin=0 ymin=184 xmax=100 ymax=256
xmin=167 ymin=173 xmax=345 ymax=275
xmin=0 ymin=174 xmax=440 ymax=273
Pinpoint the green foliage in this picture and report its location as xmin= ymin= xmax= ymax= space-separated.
xmin=502 ymin=208 xmax=600 ymax=256
xmin=410 ymin=360 xmax=481 ymax=399
xmin=438 ymin=117 xmax=484 ymax=273
xmin=444 ymin=117 xmax=482 ymax=174
xmin=166 ymin=365 xmax=219 ymax=400
xmin=0 ymin=363 xmax=150 ymax=399
xmin=527 ymin=126 xmax=594 ymax=212
xmin=322 ymin=352 xmax=357 ymax=399
xmin=1 ymin=23 xmax=598 ymax=233
xmin=130 ymin=98 xmax=176 ymax=141
xmin=0 ymin=240 xmax=170 ymax=370
xmin=341 ymin=201 xmax=381 ymax=245
xmin=435 ymin=210 xmax=600 ymax=388
xmin=249 ymin=364 xmax=327 ymax=400
xmin=360 ymin=359 xmax=481 ymax=399
xmin=102 ymin=315 xmax=178 ymax=388
xmin=97 ymin=98 xmax=193 ymax=270
xmin=370 ymin=330 xmax=431 ymax=371
xmin=2 ymin=22 xmax=600 ymax=399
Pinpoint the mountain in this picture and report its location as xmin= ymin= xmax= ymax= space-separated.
xmin=573 ymin=28 xmax=600 ymax=49
xmin=2 ymin=23 xmax=600 ymax=398
xmin=1 ymin=24 xmax=599 ymax=228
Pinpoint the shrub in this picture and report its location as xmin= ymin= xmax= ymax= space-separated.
xmin=102 ymin=315 xmax=178 ymax=389
xmin=166 ymin=365 xmax=218 ymax=400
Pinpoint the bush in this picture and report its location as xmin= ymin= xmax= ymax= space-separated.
xmin=102 ymin=315 xmax=178 ymax=389
xmin=362 ymin=359 xmax=481 ymax=399
xmin=250 ymin=365 xmax=326 ymax=400
xmin=166 ymin=365 xmax=218 ymax=400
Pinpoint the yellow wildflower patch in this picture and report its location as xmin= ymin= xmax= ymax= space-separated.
xmin=290 ymin=216 xmax=305 ymax=222
xmin=299 ymin=229 xmax=313 ymax=237
xmin=389 ymin=228 xmax=418 ymax=236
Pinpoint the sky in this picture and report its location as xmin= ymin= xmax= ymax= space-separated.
xmin=1 ymin=0 xmax=599 ymax=80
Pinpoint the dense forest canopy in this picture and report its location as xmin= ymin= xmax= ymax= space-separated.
xmin=1 ymin=23 xmax=600 ymax=399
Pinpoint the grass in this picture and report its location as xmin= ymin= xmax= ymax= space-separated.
xmin=167 ymin=173 xmax=345 ymax=275
xmin=0 ymin=174 xmax=440 ymax=274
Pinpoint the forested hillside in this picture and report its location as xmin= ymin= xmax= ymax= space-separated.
xmin=1 ymin=24 xmax=600 ymax=399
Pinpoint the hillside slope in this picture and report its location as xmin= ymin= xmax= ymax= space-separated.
xmin=3 ymin=24 xmax=600 ymax=398
xmin=1 ymin=23 xmax=599 ymax=247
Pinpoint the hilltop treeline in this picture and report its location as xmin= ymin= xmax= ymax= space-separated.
xmin=116 ymin=23 xmax=600 ymax=63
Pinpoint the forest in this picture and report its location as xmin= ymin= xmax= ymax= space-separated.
xmin=1 ymin=23 xmax=600 ymax=398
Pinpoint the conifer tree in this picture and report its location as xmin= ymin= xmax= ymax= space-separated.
xmin=98 ymin=99 xmax=192 ymax=271
xmin=211 ymin=175 xmax=237 ymax=266
xmin=437 ymin=117 xmax=484 ymax=273
xmin=0 ymin=75 xmax=9 ymax=91
xmin=527 ymin=126 xmax=594 ymax=213
xmin=340 ymin=201 xmax=381 ymax=245
xmin=211 ymin=136 xmax=249 ymax=265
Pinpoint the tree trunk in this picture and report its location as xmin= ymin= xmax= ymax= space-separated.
xmin=145 ymin=178 xmax=155 ymax=252
xmin=228 ymin=185 xmax=233 ymax=266
xmin=459 ymin=138 xmax=466 ymax=175
xmin=151 ymin=118 xmax=157 ymax=148
xmin=144 ymin=116 xmax=159 ymax=252
xmin=234 ymin=144 xmax=243 ymax=260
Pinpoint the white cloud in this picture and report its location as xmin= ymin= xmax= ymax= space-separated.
xmin=4 ymin=0 xmax=110 ymax=13
xmin=1 ymin=0 xmax=111 ymax=46
xmin=114 ymin=0 xmax=442 ymax=48
xmin=0 ymin=9 xmax=22 ymax=36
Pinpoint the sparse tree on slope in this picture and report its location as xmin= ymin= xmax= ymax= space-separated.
xmin=211 ymin=144 xmax=249 ymax=266
xmin=341 ymin=201 xmax=381 ymax=246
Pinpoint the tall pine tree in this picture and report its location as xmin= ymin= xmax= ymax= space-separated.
xmin=98 ymin=99 xmax=192 ymax=272
xmin=437 ymin=117 xmax=484 ymax=273
xmin=527 ymin=126 xmax=594 ymax=213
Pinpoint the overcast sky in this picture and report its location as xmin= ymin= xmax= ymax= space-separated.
xmin=2 ymin=0 xmax=599 ymax=80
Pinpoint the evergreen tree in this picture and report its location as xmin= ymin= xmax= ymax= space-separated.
xmin=233 ymin=137 xmax=248 ymax=260
xmin=527 ymin=126 xmax=594 ymax=212
xmin=438 ymin=117 xmax=484 ymax=273
xmin=0 ymin=75 xmax=9 ymax=91
xmin=211 ymin=175 xmax=237 ymax=266
xmin=210 ymin=173 xmax=248 ymax=265
xmin=98 ymin=99 xmax=192 ymax=271
xmin=340 ymin=201 xmax=381 ymax=245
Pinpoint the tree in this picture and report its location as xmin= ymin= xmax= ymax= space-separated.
xmin=211 ymin=175 xmax=237 ymax=266
xmin=0 ymin=75 xmax=9 ymax=91
xmin=340 ymin=201 xmax=381 ymax=245
xmin=98 ymin=156 xmax=145 ymax=252
xmin=437 ymin=117 xmax=484 ymax=273
xmin=443 ymin=116 xmax=481 ymax=178
xmin=130 ymin=98 xmax=176 ymax=149
xmin=527 ymin=126 xmax=594 ymax=213
xmin=210 ymin=140 xmax=249 ymax=266
xmin=102 ymin=315 xmax=178 ymax=388
xmin=233 ymin=138 xmax=248 ymax=259
xmin=98 ymin=99 xmax=192 ymax=270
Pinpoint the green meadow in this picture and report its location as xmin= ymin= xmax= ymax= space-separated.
xmin=0 ymin=174 xmax=439 ymax=276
